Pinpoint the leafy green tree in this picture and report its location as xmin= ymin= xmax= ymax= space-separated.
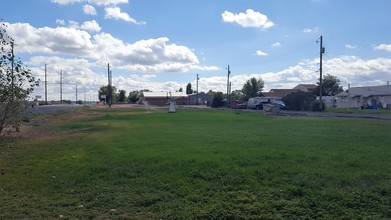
xmin=186 ymin=83 xmax=193 ymax=95
xmin=0 ymin=23 xmax=38 ymax=134
xmin=282 ymin=91 xmax=316 ymax=111
xmin=128 ymin=90 xmax=140 ymax=103
xmin=241 ymin=77 xmax=264 ymax=101
xmin=207 ymin=89 xmax=215 ymax=97
xmin=118 ymin=89 xmax=127 ymax=103
xmin=211 ymin=92 xmax=224 ymax=108
xmin=317 ymin=74 xmax=343 ymax=96
xmin=98 ymin=85 xmax=116 ymax=105
xmin=230 ymin=89 xmax=244 ymax=101
xmin=178 ymin=87 xmax=183 ymax=92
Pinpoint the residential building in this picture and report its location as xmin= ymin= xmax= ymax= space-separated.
xmin=335 ymin=85 xmax=391 ymax=109
xmin=141 ymin=91 xmax=187 ymax=106
xmin=293 ymin=84 xmax=318 ymax=92
xmin=261 ymin=89 xmax=300 ymax=100
xmin=188 ymin=92 xmax=213 ymax=105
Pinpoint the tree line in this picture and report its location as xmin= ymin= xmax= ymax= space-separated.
xmin=98 ymin=73 xmax=343 ymax=111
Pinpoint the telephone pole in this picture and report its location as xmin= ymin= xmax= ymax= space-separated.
xmin=84 ymin=88 xmax=86 ymax=105
xmin=196 ymin=74 xmax=199 ymax=105
xmin=60 ymin=70 xmax=63 ymax=103
xmin=229 ymin=82 xmax=232 ymax=103
xmin=107 ymin=63 xmax=112 ymax=107
xmin=227 ymin=65 xmax=231 ymax=107
xmin=10 ymin=42 xmax=14 ymax=101
xmin=318 ymin=36 xmax=325 ymax=111
xmin=45 ymin=64 xmax=48 ymax=105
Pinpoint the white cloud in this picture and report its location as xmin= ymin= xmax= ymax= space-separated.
xmin=303 ymin=27 xmax=319 ymax=33
xmin=345 ymin=44 xmax=357 ymax=49
xmin=5 ymin=22 xmax=216 ymax=73
xmin=81 ymin=20 xmax=101 ymax=32
xmin=93 ymin=34 xmax=206 ymax=72
xmin=54 ymin=20 xmax=101 ymax=33
xmin=4 ymin=22 xmax=94 ymax=56
xmin=83 ymin=4 xmax=97 ymax=16
xmin=197 ymin=56 xmax=391 ymax=93
xmin=374 ymin=44 xmax=391 ymax=52
xmin=51 ymin=0 xmax=128 ymax=6
xmin=68 ymin=20 xmax=80 ymax=29
xmin=221 ymin=9 xmax=274 ymax=29
xmin=271 ymin=42 xmax=281 ymax=47
xmin=104 ymin=6 xmax=145 ymax=25
xmin=255 ymin=50 xmax=268 ymax=56
xmin=56 ymin=19 xmax=65 ymax=25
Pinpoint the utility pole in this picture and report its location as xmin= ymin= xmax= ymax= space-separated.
xmin=45 ymin=64 xmax=48 ymax=105
xmin=75 ymin=84 xmax=78 ymax=104
xmin=229 ymin=82 xmax=232 ymax=103
xmin=107 ymin=63 xmax=112 ymax=107
xmin=227 ymin=65 xmax=231 ymax=107
xmin=60 ymin=70 xmax=62 ymax=103
xmin=196 ymin=74 xmax=199 ymax=105
xmin=84 ymin=88 xmax=86 ymax=105
xmin=10 ymin=41 xmax=14 ymax=101
xmin=317 ymin=36 xmax=325 ymax=111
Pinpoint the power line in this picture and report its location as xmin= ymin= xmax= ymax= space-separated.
xmin=257 ymin=41 xmax=315 ymax=66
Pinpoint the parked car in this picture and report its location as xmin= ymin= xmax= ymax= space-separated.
xmin=255 ymin=101 xmax=268 ymax=110
xmin=247 ymin=97 xmax=268 ymax=109
xmin=232 ymin=103 xmax=247 ymax=109
xmin=272 ymin=100 xmax=287 ymax=110
xmin=273 ymin=102 xmax=287 ymax=110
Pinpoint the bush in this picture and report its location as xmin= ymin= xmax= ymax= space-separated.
xmin=312 ymin=101 xmax=326 ymax=111
xmin=211 ymin=92 xmax=224 ymax=108
xmin=282 ymin=91 xmax=316 ymax=111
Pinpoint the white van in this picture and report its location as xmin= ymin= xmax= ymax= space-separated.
xmin=247 ymin=97 xmax=269 ymax=109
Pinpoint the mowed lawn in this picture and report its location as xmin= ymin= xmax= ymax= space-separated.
xmin=1 ymin=107 xmax=390 ymax=219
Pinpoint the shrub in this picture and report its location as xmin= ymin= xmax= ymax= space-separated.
xmin=312 ymin=100 xmax=326 ymax=111
xmin=211 ymin=92 xmax=224 ymax=108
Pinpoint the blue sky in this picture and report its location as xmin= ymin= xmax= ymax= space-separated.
xmin=1 ymin=0 xmax=391 ymax=101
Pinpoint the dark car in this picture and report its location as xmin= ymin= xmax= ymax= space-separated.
xmin=272 ymin=101 xmax=287 ymax=110
xmin=255 ymin=101 xmax=268 ymax=110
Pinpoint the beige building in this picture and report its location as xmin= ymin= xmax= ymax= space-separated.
xmin=335 ymin=85 xmax=391 ymax=109
xmin=141 ymin=92 xmax=188 ymax=106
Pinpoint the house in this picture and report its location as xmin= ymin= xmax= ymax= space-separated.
xmin=141 ymin=91 xmax=188 ymax=106
xmin=335 ymin=85 xmax=391 ymax=109
xmin=293 ymin=84 xmax=317 ymax=92
xmin=261 ymin=84 xmax=317 ymax=100
xmin=317 ymin=96 xmax=337 ymax=108
xmin=188 ymin=92 xmax=213 ymax=105
xmin=261 ymin=89 xmax=299 ymax=100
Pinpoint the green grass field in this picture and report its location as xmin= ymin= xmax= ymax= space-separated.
xmin=1 ymin=107 xmax=390 ymax=219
